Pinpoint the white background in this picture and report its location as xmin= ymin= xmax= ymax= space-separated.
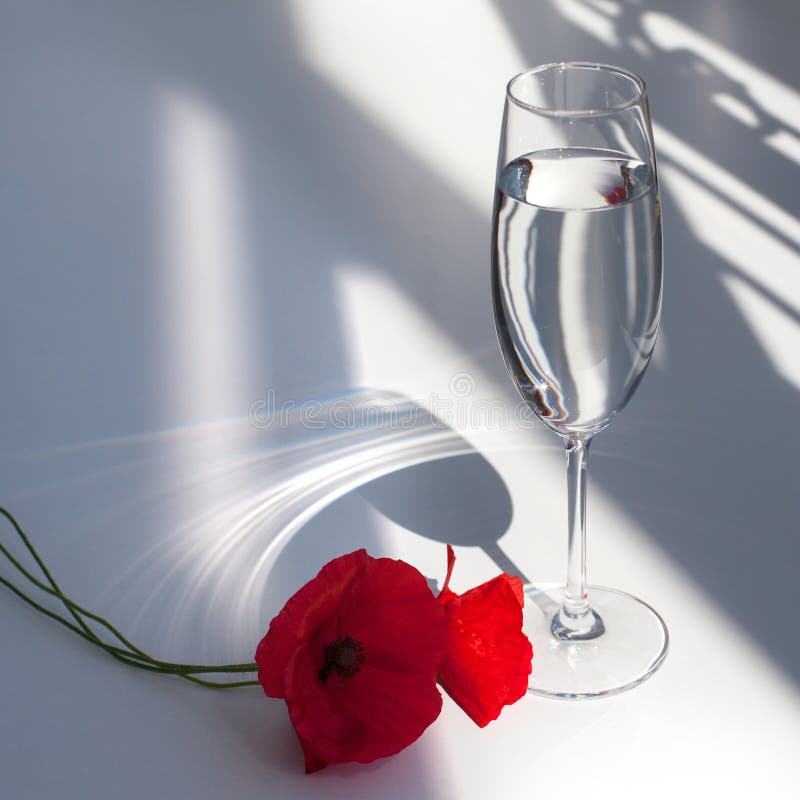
xmin=1 ymin=1 xmax=799 ymax=797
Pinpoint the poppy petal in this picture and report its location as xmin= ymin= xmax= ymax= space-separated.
xmin=256 ymin=550 xmax=369 ymax=698
xmin=336 ymin=664 xmax=443 ymax=764
xmin=298 ymin=739 xmax=328 ymax=775
xmin=506 ymin=574 xmax=525 ymax=607
xmin=439 ymin=575 xmax=533 ymax=727
xmin=338 ymin=556 xmax=447 ymax=675
xmin=283 ymin=642 xmax=368 ymax=769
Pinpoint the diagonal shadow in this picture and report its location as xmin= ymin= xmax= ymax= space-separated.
xmin=493 ymin=0 xmax=800 ymax=683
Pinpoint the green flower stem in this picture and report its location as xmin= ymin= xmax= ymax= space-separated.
xmin=0 ymin=540 xmax=256 ymax=674
xmin=0 ymin=507 xmax=259 ymax=688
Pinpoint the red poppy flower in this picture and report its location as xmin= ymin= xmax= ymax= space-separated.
xmin=437 ymin=545 xmax=532 ymax=727
xmin=255 ymin=549 xmax=447 ymax=773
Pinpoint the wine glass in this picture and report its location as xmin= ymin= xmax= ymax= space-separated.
xmin=492 ymin=63 xmax=668 ymax=698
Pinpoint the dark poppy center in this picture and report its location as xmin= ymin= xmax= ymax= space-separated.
xmin=319 ymin=635 xmax=365 ymax=683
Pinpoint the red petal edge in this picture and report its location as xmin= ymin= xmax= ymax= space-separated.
xmin=255 ymin=550 xmax=369 ymax=698
xmin=437 ymin=547 xmax=532 ymax=727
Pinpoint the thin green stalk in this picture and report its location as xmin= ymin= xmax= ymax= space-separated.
xmin=0 ymin=539 xmax=255 ymax=673
xmin=0 ymin=507 xmax=259 ymax=687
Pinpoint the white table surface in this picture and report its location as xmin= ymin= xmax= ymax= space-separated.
xmin=2 ymin=1 xmax=799 ymax=797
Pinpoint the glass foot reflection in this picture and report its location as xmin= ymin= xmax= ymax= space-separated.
xmin=524 ymin=584 xmax=669 ymax=699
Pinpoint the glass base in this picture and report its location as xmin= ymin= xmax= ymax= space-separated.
xmin=523 ymin=584 xmax=669 ymax=699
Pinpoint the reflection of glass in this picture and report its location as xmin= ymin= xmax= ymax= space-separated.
xmin=492 ymin=63 xmax=668 ymax=698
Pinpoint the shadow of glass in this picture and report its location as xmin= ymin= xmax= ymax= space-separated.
xmin=358 ymin=453 xmax=525 ymax=582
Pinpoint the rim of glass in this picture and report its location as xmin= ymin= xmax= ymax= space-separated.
xmin=506 ymin=62 xmax=647 ymax=117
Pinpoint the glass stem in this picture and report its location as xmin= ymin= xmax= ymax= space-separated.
xmin=552 ymin=436 xmax=605 ymax=640
xmin=565 ymin=437 xmax=590 ymax=616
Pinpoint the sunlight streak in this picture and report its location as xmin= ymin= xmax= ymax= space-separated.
xmin=661 ymin=161 xmax=800 ymax=392
xmin=661 ymin=162 xmax=800 ymax=314
xmin=549 ymin=0 xmax=621 ymax=48
xmin=642 ymin=12 xmax=800 ymax=136
xmin=627 ymin=36 xmax=652 ymax=58
xmin=584 ymin=0 xmax=622 ymax=17
xmin=721 ymin=273 xmax=800 ymax=391
xmin=765 ymin=129 xmax=800 ymax=166
xmin=291 ymin=0 xmax=524 ymax=211
xmin=157 ymin=89 xmax=252 ymax=427
xmin=654 ymin=123 xmax=800 ymax=248
xmin=154 ymin=85 xmax=258 ymax=645
xmin=711 ymin=92 xmax=760 ymax=129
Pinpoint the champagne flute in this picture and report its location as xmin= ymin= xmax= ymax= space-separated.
xmin=492 ymin=63 xmax=668 ymax=698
